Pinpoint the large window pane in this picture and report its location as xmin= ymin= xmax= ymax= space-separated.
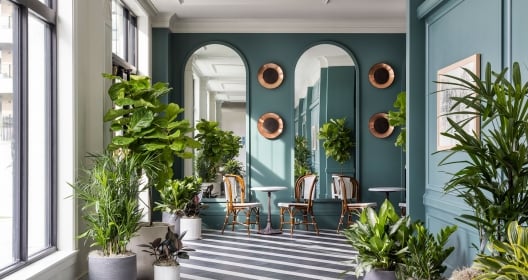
xmin=27 ymin=13 xmax=48 ymax=256
xmin=0 ymin=0 xmax=15 ymax=269
xmin=112 ymin=0 xmax=124 ymax=58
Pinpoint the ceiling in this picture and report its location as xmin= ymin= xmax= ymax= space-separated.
xmin=141 ymin=0 xmax=407 ymax=104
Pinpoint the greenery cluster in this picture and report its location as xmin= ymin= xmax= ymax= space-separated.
xmin=71 ymin=152 xmax=161 ymax=256
xmin=343 ymin=200 xmax=457 ymax=279
xmin=195 ymin=119 xmax=242 ymax=182
xmin=138 ymin=227 xmax=194 ymax=266
xmin=437 ymin=62 xmax=528 ymax=252
xmin=318 ymin=117 xmax=353 ymax=165
xmin=155 ymin=176 xmax=202 ymax=217
xmin=222 ymin=158 xmax=245 ymax=176
xmin=294 ymin=135 xmax=312 ymax=179
xmin=387 ymin=91 xmax=406 ymax=151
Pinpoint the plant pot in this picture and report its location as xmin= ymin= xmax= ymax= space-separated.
xmin=363 ymin=269 xmax=397 ymax=280
xmin=128 ymin=222 xmax=171 ymax=280
xmin=162 ymin=212 xmax=181 ymax=235
xmin=88 ymin=250 xmax=137 ymax=280
xmin=180 ymin=216 xmax=202 ymax=240
xmin=154 ymin=264 xmax=180 ymax=280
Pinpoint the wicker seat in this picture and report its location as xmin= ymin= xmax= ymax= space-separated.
xmin=221 ymin=174 xmax=261 ymax=236
xmin=333 ymin=175 xmax=377 ymax=232
xmin=278 ymin=174 xmax=319 ymax=236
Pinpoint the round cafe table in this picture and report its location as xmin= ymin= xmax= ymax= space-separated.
xmin=252 ymin=186 xmax=287 ymax=235
xmin=368 ymin=187 xmax=405 ymax=199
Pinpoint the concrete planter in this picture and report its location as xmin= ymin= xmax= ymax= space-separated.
xmin=180 ymin=216 xmax=202 ymax=240
xmin=88 ymin=251 xmax=137 ymax=280
xmin=154 ymin=264 xmax=180 ymax=280
xmin=364 ymin=269 xmax=397 ymax=280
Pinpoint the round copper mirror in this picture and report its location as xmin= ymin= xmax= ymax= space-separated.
xmin=369 ymin=112 xmax=394 ymax=139
xmin=257 ymin=112 xmax=284 ymax=139
xmin=258 ymin=63 xmax=284 ymax=89
xmin=368 ymin=63 xmax=395 ymax=89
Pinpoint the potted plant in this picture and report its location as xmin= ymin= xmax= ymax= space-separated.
xmin=318 ymin=117 xmax=354 ymax=174
xmin=294 ymin=135 xmax=312 ymax=180
xmin=472 ymin=221 xmax=528 ymax=279
xmin=397 ymin=222 xmax=457 ymax=280
xmin=138 ymin=226 xmax=194 ymax=280
xmin=222 ymin=158 xmax=245 ymax=176
xmin=180 ymin=189 xmax=209 ymax=240
xmin=387 ymin=91 xmax=406 ymax=151
xmin=70 ymin=152 xmax=160 ymax=280
xmin=103 ymin=73 xmax=199 ymax=224
xmin=437 ymin=62 xmax=528 ymax=253
xmin=155 ymin=176 xmax=202 ymax=234
xmin=343 ymin=199 xmax=412 ymax=279
xmin=195 ymin=119 xmax=241 ymax=197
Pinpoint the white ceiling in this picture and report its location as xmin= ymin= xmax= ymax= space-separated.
xmin=142 ymin=0 xmax=407 ymax=103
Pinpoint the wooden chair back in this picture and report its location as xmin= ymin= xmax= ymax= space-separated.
xmin=294 ymin=174 xmax=318 ymax=206
xmin=223 ymin=174 xmax=247 ymax=205
xmin=333 ymin=175 xmax=361 ymax=203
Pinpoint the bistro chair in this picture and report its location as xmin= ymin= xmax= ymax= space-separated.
xmin=278 ymin=174 xmax=319 ymax=236
xmin=333 ymin=175 xmax=377 ymax=232
xmin=221 ymin=174 xmax=261 ymax=236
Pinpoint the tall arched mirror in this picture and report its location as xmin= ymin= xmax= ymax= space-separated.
xmin=183 ymin=44 xmax=247 ymax=201
xmin=294 ymin=44 xmax=355 ymax=197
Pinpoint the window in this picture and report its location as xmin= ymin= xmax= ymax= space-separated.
xmin=112 ymin=0 xmax=137 ymax=69
xmin=0 ymin=0 xmax=56 ymax=276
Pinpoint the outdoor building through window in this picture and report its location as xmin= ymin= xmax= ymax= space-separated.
xmin=0 ymin=0 xmax=57 ymax=277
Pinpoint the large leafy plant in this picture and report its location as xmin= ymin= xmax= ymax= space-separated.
xmin=155 ymin=176 xmax=202 ymax=217
xmin=71 ymin=152 xmax=161 ymax=256
xmin=437 ymin=62 xmax=528 ymax=252
xmin=294 ymin=135 xmax=312 ymax=179
xmin=473 ymin=221 xmax=528 ymax=279
xmin=318 ymin=117 xmax=354 ymax=169
xmin=103 ymin=74 xmax=199 ymax=223
xmin=343 ymin=199 xmax=412 ymax=277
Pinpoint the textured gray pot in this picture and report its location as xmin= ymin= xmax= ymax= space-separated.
xmin=363 ymin=269 xmax=397 ymax=280
xmin=88 ymin=251 xmax=137 ymax=280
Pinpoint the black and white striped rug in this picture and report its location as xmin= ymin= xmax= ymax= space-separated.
xmin=179 ymin=229 xmax=359 ymax=280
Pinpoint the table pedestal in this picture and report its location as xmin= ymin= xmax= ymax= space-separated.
xmin=252 ymin=186 xmax=286 ymax=235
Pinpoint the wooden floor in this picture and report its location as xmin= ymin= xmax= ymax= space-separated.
xmin=178 ymin=228 xmax=360 ymax=280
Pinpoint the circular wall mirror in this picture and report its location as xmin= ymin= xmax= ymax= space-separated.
xmin=369 ymin=112 xmax=394 ymax=138
xmin=258 ymin=63 xmax=284 ymax=89
xmin=257 ymin=112 xmax=284 ymax=139
xmin=368 ymin=62 xmax=395 ymax=89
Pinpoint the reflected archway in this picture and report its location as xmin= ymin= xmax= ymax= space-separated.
xmin=183 ymin=44 xmax=247 ymax=200
xmin=294 ymin=44 xmax=356 ymax=198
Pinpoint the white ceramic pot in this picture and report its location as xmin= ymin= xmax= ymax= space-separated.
xmin=363 ymin=269 xmax=396 ymax=280
xmin=154 ymin=264 xmax=180 ymax=280
xmin=180 ymin=216 xmax=202 ymax=240
xmin=88 ymin=251 xmax=137 ymax=280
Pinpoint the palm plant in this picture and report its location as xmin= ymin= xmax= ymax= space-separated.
xmin=71 ymin=152 xmax=161 ymax=256
xmin=437 ymin=62 xmax=528 ymax=253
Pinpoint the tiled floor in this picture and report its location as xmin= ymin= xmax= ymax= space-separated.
xmin=179 ymin=228 xmax=359 ymax=280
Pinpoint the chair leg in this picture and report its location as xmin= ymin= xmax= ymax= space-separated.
xmin=289 ymin=208 xmax=295 ymax=237
xmin=310 ymin=211 xmax=320 ymax=235
xmin=255 ymin=208 xmax=260 ymax=232
xmin=245 ymin=210 xmax=251 ymax=237
xmin=221 ymin=210 xmax=230 ymax=234
xmin=279 ymin=208 xmax=284 ymax=231
xmin=232 ymin=212 xmax=238 ymax=232
xmin=337 ymin=207 xmax=346 ymax=233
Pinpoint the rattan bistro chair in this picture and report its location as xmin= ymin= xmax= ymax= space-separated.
xmin=278 ymin=174 xmax=319 ymax=236
xmin=333 ymin=175 xmax=377 ymax=232
xmin=221 ymin=174 xmax=261 ymax=236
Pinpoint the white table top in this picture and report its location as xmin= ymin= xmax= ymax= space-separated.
xmin=368 ymin=187 xmax=405 ymax=192
xmin=252 ymin=186 xmax=287 ymax=192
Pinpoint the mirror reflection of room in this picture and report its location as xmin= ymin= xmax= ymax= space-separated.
xmin=183 ymin=44 xmax=247 ymax=201
xmin=294 ymin=44 xmax=355 ymax=197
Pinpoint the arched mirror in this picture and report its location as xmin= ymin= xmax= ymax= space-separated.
xmin=294 ymin=44 xmax=355 ymax=197
xmin=183 ymin=44 xmax=247 ymax=201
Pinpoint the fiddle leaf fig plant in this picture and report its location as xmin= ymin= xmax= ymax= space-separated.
xmin=437 ymin=62 xmax=528 ymax=253
xmin=387 ymin=91 xmax=406 ymax=151
xmin=318 ymin=117 xmax=353 ymax=167
xmin=294 ymin=135 xmax=312 ymax=179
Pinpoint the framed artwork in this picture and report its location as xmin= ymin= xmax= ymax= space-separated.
xmin=436 ymin=54 xmax=481 ymax=151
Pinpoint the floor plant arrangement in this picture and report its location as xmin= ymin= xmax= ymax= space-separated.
xmin=343 ymin=199 xmax=457 ymax=280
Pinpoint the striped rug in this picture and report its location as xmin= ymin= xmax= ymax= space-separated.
xmin=179 ymin=229 xmax=359 ymax=280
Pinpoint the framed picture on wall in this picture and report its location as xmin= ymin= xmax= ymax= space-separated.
xmin=436 ymin=54 xmax=481 ymax=151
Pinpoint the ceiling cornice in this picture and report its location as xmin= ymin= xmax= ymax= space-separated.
xmin=161 ymin=17 xmax=405 ymax=33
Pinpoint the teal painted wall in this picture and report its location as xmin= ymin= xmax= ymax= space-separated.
xmin=152 ymin=32 xmax=406 ymax=229
xmin=415 ymin=0 xmax=528 ymax=271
